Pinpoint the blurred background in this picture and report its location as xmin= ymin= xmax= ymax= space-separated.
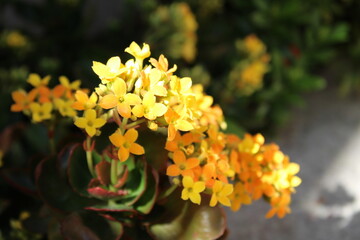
xmin=1 ymin=0 xmax=360 ymax=239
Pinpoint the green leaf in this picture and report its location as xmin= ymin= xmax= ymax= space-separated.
xmin=134 ymin=168 xmax=159 ymax=214
xmin=36 ymin=154 xmax=98 ymax=213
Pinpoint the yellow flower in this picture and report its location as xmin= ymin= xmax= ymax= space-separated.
xmin=109 ymin=128 xmax=145 ymax=162
xmin=6 ymin=31 xmax=27 ymax=48
xmin=181 ymin=176 xmax=205 ymax=205
xmin=99 ymin=78 xmax=141 ymax=118
xmin=29 ymin=102 xmax=53 ymax=122
xmin=229 ymin=182 xmax=252 ymax=211
xmin=125 ymin=42 xmax=151 ymax=61
xmin=92 ymin=56 xmax=126 ymax=83
xmin=209 ymin=180 xmax=233 ymax=207
xmin=74 ymin=109 xmax=106 ymax=137
xmin=54 ymin=98 xmax=76 ymax=117
xmin=243 ymin=35 xmax=265 ymax=56
xmin=72 ymin=90 xmax=97 ymax=110
xmin=27 ymin=73 xmax=51 ymax=88
xmin=132 ymin=92 xmax=167 ymax=120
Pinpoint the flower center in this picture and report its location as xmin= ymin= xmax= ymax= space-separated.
xmin=87 ymin=120 xmax=93 ymax=127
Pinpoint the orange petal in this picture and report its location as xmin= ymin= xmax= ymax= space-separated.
xmin=173 ymin=150 xmax=186 ymax=165
xmin=99 ymin=94 xmax=118 ymax=109
xmin=118 ymin=147 xmax=129 ymax=162
xmin=75 ymin=90 xmax=88 ymax=103
xmin=186 ymin=158 xmax=199 ymax=169
xmin=117 ymin=103 xmax=131 ymax=118
xmin=12 ymin=91 xmax=26 ymax=103
xmin=109 ymin=132 xmax=125 ymax=147
xmin=166 ymin=165 xmax=180 ymax=176
xmin=129 ymin=143 xmax=144 ymax=155
xmin=124 ymin=128 xmax=138 ymax=143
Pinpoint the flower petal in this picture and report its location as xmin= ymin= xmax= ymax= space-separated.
xmin=189 ymin=192 xmax=201 ymax=205
xmin=85 ymin=126 xmax=96 ymax=137
xmin=99 ymin=94 xmax=118 ymax=109
xmin=117 ymin=103 xmax=131 ymax=118
xmin=132 ymin=105 xmax=144 ymax=118
xmin=173 ymin=150 xmax=186 ymax=165
xmin=93 ymin=118 xmax=106 ymax=128
xmin=166 ymin=165 xmax=181 ymax=176
xmin=109 ymin=132 xmax=125 ymax=147
xmin=186 ymin=158 xmax=199 ymax=169
xmin=182 ymin=176 xmax=193 ymax=188
xmin=124 ymin=128 xmax=138 ymax=143
xmin=118 ymin=147 xmax=129 ymax=162
xmin=84 ymin=109 xmax=96 ymax=120
xmin=181 ymin=189 xmax=189 ymax=200
xmin=74 ymin=118 xmax=87 ymax=128
xmin=124 ymin=93 xmax=141 ymax=105
xmin=129 ymin=143 xmax=144 ymax=155
xmin=112 ymin=78 xmax=127 ymax=97
xmin=193 ymin=181 xmax=205 ymax=193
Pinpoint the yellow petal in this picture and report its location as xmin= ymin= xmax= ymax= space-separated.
xmin=180 ymin=77 xmax=192 ymax=92
xmin=129 ymin=143 xmax=144 ymax=155
xmin=181 ymin=189 xmax=189 ymax=200
xmin=84 ymin=109 xmax=96 ymax=120
xmin=29 ymin=103 xmax=40 ymax=112
xmin=75 ymin=90 xmax=88 ymax=103
xmin=189 ymin=193 xmax=201 ymax=205
xmin=74 ymin=118 xmax=87 ymax=128
xmin=99 ymin=94 xmax=118 ymax=109
xmin=218 ymin=196 xmax=231 ymax=207
xmin=132 ymin=105 xmax=144 ymax=118
xmin=112 ymin=78 xmax=127 ymax=97
xmin=152 ymin=103 xmax=167 ymax=117
xmin=221 ymin=184 xmax=234 ymax=196
xmin=143 ymin=92 xmax=155 ymax=107
xmin=182 ymin=176 xmax=193 ymax=188
xmin=193 ymin=181 xmax=205 ymax=193
xmin=59 ymin=76 xmax=70 ymax=87
xmin=70 ymin=80 xmax=81 ymax=89
xmin=152 ymin=85 xmax=167 ymax=97
xmin=27 ymin=73 xmax=41 ymax=87
xmin=212 ymin=181 xmax=222 ymax=193
xmin=124 ymin=93 xmax=141 ymax=105
xmin=175 ymin=120 xmax=193 ymax=131
xmin=93 ymin=118 xmax=106 ymax=128
xmin=109 ymin=132 xmax=125 ymax=147
xmin=85 ymin=126 xmax=96 ymax=137
xmin=210 ymin=194 xmax=218 ymax=207
xmin=106 ymin=56 xmax=120 ymax=70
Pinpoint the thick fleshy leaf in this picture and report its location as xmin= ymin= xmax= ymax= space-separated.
xmin=149 ymin=196 xmax=226 ymax=240
xmin=87 ymin=187 xmax=127 ymax=200
xmin=134 ymin=168 xmax=159 ymax=214
xmin=36 ymin=154 xmax=98 ymax=212
xmin=61 ymin=212 xmax=123 ymax=240
xmin=95 ymin=160 xmax=111 ymax=185
xmin=67 ymin=144 xmax=98 ymax=197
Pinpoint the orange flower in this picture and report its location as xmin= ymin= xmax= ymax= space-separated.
xmin=72 ymin=90 xmax=97 ymax=110
xmin=166 ymin=150 xmax=199 ymax=177
xmin=109 ymin=128 xmax=145 ymax=162
xmin=229 ymin=182 xmax=252 ymax=211
xmin=10 ymin=89 xmax=37 ymax=112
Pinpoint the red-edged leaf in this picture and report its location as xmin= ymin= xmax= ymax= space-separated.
xmin=87 ymin=187 xmax=127 ymax=200
xmin=95 ymin=160 xmax=111 ymax=185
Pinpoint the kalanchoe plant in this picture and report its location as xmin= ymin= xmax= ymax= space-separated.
xmin=5 ymin=42 xmax=301 ymax=239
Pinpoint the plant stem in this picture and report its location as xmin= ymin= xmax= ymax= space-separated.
xmin=86 ymin=137 xmax=95 ymax=177
xmin=125 ymin=119 xmax=145 ymax=129
xmin=110 ymin=159 xmax=118 ymax=185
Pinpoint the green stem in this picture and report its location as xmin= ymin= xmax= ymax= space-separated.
xmin=120 ymin=118 xmax=128 ymax=134
xmin=110 ymin=159 xmax=118 ymax=186
xmin=125 ymin=119 xmax=145 ymax=129
xmin=86 ymin=137 xmax=95 ymax=177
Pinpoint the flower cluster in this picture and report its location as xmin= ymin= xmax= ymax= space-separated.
xmin=11 ymin=41 xmax=300 ymax=219
xmin=165 ymin=125 xmax=301 ymax=218
xmin=229 ymin=34 xmax=270 ymax=96
xmin=10 ymin=74 xmax=83 ymax=123
xmin=148 ymin=2 xmax=198 ymax=63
